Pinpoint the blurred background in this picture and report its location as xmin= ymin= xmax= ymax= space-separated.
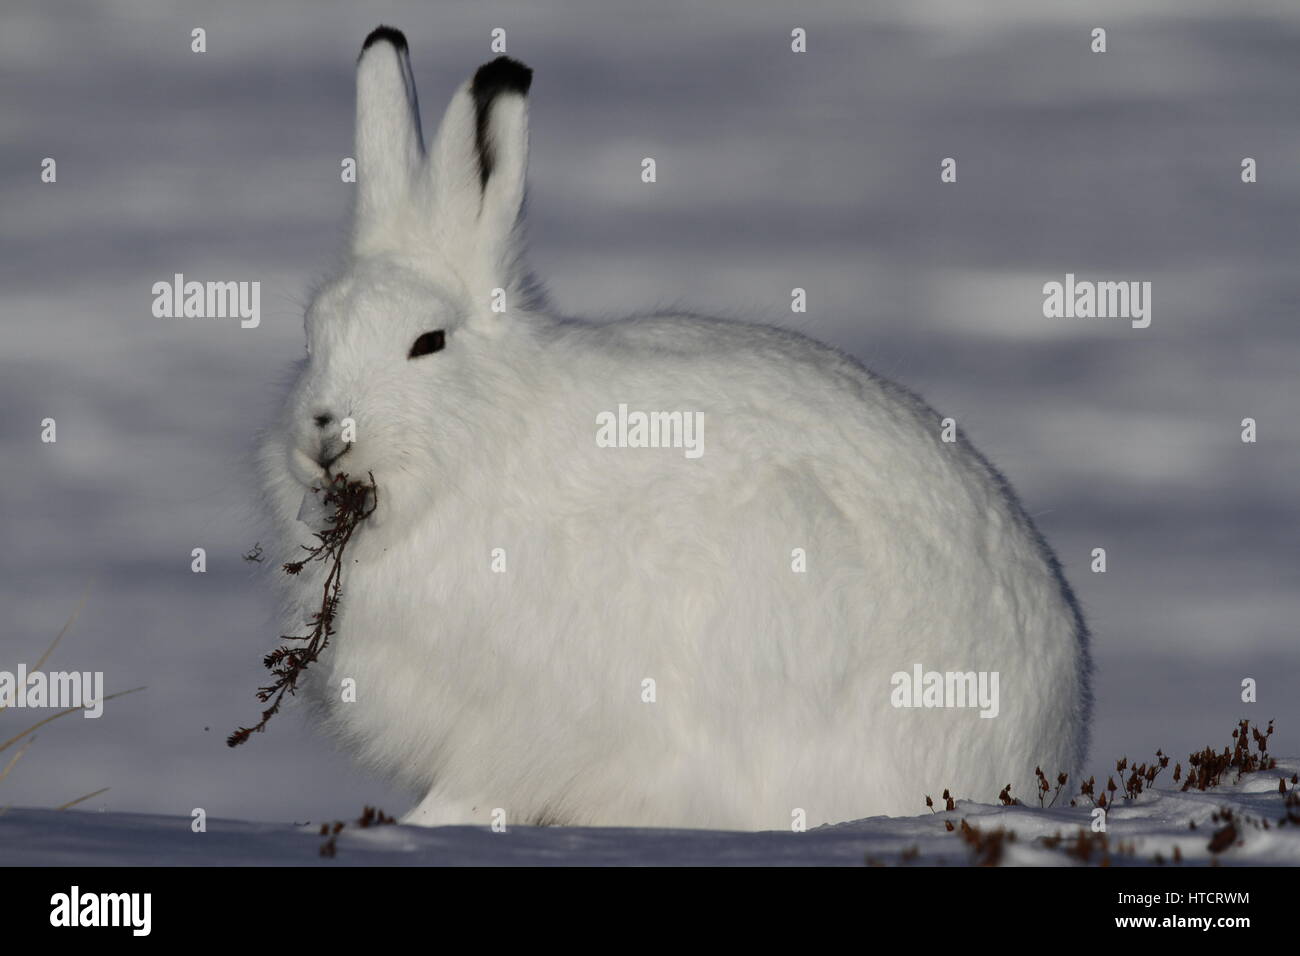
xmin=1 ymin=0 xmax=1297 ymax=823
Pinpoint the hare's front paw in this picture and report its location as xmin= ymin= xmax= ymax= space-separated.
xmin=401 ymin=792 xmax=489 ymax=828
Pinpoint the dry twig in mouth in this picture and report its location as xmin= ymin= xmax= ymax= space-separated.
xmin=228 ymin=472 xmax=377 ymax=748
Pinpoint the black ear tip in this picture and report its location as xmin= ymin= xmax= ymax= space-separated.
xmin=472 ymin=56 xmax=533 ymax=99
xmin=361 ymin=25 xmax=408 ymax=54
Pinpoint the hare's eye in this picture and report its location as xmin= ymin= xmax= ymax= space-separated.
xmin=408 ymin=330 xmax=446 ymax=359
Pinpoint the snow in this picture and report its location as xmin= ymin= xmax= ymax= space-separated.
xmin=5 ymin=760 xmax=1298 ymax=866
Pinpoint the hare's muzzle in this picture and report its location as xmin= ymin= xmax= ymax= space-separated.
xmin=310 ymin=411 xmax=351 ymax=473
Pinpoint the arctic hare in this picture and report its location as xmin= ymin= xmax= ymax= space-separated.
xmin=257 ymin=26 xmax=1090 ymax=829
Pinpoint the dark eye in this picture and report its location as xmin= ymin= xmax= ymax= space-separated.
xmin=408 ymin=330 xmax=446 ymax=358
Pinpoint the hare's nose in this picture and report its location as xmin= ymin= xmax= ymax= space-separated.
xmin=313 ymin=412 xmax=334 ymax=429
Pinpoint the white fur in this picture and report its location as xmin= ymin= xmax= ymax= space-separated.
xmin=256 ymin=33 xmax=1091 ymax=830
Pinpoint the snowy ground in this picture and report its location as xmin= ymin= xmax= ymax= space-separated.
xmin=4 ymin=759 xmax=1298 ymax=866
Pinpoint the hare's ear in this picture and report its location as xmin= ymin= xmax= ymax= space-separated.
xmin=352 ymin=27 xmax=425 ymax=252
xmin=429 ymin=57 xmax=533 ymax=289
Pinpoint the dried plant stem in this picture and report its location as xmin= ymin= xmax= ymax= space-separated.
xmin=0 ymin=582 xmax=92 ymax=717
xmin=0 ymin=735 xmax=37 ymax=786
xmin=56 ymin=787 xmax=109 ymax=811
xmin=228 ymin=473 xmax=377 ymax=748
xmin=0 ymin=686 xmax=146 ymax=756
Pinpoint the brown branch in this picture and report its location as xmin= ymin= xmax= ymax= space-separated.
xmin=228 ymin=472 xmax=377 ymax=747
